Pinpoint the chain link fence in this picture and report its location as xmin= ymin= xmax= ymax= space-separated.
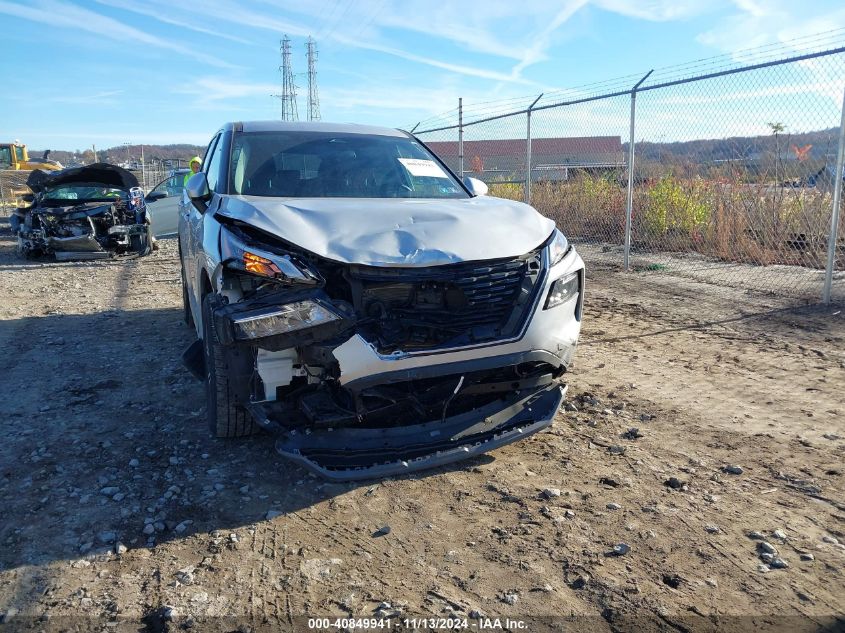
xmin=414 ymin=45 xmax=845 ymax=304
xmin=0 ymin=170 xmax=32 ymax=210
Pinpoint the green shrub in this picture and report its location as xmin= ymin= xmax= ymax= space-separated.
xmin=489 ymin=182 xmax=523 ymax=201
xmin=644 ymin=176 xmax=710 ymax=236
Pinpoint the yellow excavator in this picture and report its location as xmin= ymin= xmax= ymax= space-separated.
xmin=0 ymin=141 xmax=62 ymax=171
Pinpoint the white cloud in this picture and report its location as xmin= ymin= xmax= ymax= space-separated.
xmin=728 ymin=0 xmax=769 ymax=19
xmin=594 ymin=0 xmax=714 ymax=21
xmin=510 ymin=0 xmax=588 ymax=76
xmin=161 ymin=0 xmax=531 ymax=84
xmin=692 ymin=0 xmax=845 ymax=133
xmin=179 ymin=0 xmax=315 ymax=38
xmin=176 ymin=77 xmax=280 ymax=101
xmin=68 ymin=0 xmax=716 ymax=89
xmin=94 ymin=0 xmax=256 ymax=45
xmin=331 ymin=33 xmax=537 ymax=84
xmin=53 ymin=90 xmax=125 ymax=105
xmin=324 ymin=85 xmax=458 ymax=114
xmin=696 ymin=0 xmax=845 ymax=56
xmin=0 ymin=0 xmax=237 ymax=68
xmin=181 ymin=75 xmax=475 ymax=118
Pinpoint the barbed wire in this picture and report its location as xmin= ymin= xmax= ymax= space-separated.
xmin=408 ymin=29 xmax=845 ymax=133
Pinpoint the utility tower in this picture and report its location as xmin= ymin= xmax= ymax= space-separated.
xmin=274 ymin=36 xmax=298 ymax=121
xmin=305 ymin=37 xmax=321 ymax=121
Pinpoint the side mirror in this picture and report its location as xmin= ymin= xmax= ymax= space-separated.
xmin=463 ymin=176 xmax=488 ymax=196
xmin=145 ymin=190 xmax=167 ymax=202
xmin=186 ymin=172 xmax=211 ymax=212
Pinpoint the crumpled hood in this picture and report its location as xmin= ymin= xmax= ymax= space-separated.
xmin=27 ymin=163 xmax=138 ymax=193
xmin=217 ymin=195 xmax=556 ymax=266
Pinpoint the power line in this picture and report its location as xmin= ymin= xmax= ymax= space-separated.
xmin=344 ymin=0 xmax=389 ymax=43
xmin=317 ymin=0 xmax=343 ymax=39
xmin=320 ymin=0 xmax=356 ymax=50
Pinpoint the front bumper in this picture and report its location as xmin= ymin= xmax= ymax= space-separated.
xmin=17 ymin=223 xmax=151 ymax=260
xmin=275 ymin=383 xmax=565 ymax=480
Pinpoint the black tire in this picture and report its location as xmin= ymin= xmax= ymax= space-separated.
xmin=130 ymin=225 xmax=154 ymax=256
xmin=144 ymin=225 xmax=154 ymax=255
xmin=201 ymin=294 xmax=256 ymax=438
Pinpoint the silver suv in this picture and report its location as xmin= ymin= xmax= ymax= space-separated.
xmin=179 ymin=121 xmax=583 ymax=480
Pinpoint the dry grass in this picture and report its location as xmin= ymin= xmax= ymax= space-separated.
xmin=492 ymin=175 xmax=843 ymax=270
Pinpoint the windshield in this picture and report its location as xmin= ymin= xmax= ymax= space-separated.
xmin=43 ymin=185 xmax=127 ymax=202
xmin=230 ymin=131 xmax=467 ymax=199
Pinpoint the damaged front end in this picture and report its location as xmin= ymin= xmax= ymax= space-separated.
xmin=13 ymin=164 xmax=153 ymax=260
xmin=200 ymin=220 xmax=581 ymax=480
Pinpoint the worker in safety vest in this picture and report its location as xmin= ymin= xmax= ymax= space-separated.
xmin=184 ymin=156 xmax=202 ymax=186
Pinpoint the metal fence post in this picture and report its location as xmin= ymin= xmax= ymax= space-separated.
xmin=525 ymin=94 xmax=543 ymax=204
xmin=458 ymin=98 xmax=464 ymax=178
xmin=624 ymin=71 xmax=653 ymax=271
xmin=823 ymin=84 xmax=845 ymax=304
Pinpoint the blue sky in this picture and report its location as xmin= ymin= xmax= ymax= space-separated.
xmin=2 ymin=0 xmax=845 ymax=150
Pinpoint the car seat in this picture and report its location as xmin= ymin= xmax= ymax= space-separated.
xmin=245 ymin=161 xmax=300 ymax=196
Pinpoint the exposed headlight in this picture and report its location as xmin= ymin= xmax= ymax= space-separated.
xmin=231 ymin=300 xmax=339 ymax=340
xmin=548 ymin=229 xmax=570 ymax=266
xmin=544 ymin=271 xmax=580 ymax=309
xmin=220 ymin=226 xmax=320 ymax=285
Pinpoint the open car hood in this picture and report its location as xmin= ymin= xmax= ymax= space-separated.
xmin=218 ymin=195 xmax=555 ymax=266
xmin=26 ymin=163 xmax=139 ymax=193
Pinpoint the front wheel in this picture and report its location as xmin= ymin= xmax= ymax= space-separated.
xmin=201 ymin=294 xmax=256 ymax=438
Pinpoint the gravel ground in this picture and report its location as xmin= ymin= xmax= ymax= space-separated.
xmin=0 ymin=224 xmax=843 ymax=632
xmin=575 ymin=242 xmax=845 ymax=303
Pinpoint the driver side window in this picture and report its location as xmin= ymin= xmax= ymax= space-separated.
xmin=151 ymin=178 xmax=170 ymax=196
xmin=205 ymin=134 xmax=225 ymax=192
xmin=152 ymin=175 xmax=184 ymax=197
xmin=168 ymin=175 xmax=184 ymax=196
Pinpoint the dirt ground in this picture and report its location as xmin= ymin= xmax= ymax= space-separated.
xmin=0 ymin=223 xmax=843 ymax=633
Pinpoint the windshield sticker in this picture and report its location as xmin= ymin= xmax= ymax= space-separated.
xmin=397 ymin=158 xmax=448 ymax=178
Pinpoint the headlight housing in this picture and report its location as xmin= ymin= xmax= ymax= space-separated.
xmin=547 ymin=229 xmax=570 ymax=267
xmin=231 ymin=300 xmax=340 ymax=340
xmin=220 ymin=226 xmax=320 ymax=286
xmin=544 ymin=271 xmax=580 ymax=309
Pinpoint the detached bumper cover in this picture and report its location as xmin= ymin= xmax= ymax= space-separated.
xmin=275 ymin=383 xmax=565 ymax=480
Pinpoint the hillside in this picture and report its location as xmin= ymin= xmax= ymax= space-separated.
xmin=32 ymin=144 xmax=206 ymax=167
xmin=31 ymin=127 xmax=842 ymax=170
xmin=632 ymin=127 xmax=840 ymax=164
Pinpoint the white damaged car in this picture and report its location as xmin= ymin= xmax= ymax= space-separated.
xmin=179 ymin=121 xmax=583 ymax=480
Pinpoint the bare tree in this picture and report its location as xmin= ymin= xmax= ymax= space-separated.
xmin=767 ymin=121 xmax=786 ymax=183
